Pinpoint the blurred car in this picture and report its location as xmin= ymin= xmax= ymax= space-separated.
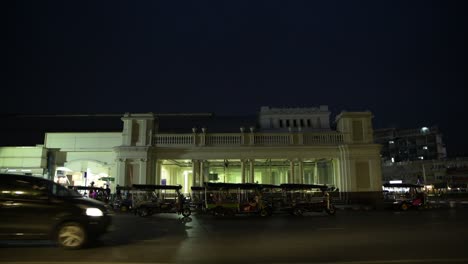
xmin=0 ymin=174 xmax=112 ymax=249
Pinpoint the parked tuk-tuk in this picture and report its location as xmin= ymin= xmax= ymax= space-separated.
xmin=131 ymin=184 xmax=191 ymax=217
xmin=111 ymin=185 xmax=134 ymax=212
xmin=383 ymin=183 xmax=428 ymax=211
xmin=277 ymin=183 xmax=336 ymax=216
xmin=204 ymin=182 xmax=273 ymax=217
xmin=189 ymin=186 xmax=206 ymax=213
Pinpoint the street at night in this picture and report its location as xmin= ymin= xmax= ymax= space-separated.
xmin=1 ymin=208 xmax=468 ymax=264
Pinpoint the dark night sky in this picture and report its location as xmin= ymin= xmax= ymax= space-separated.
xmin=3 ymin=0 xmax=467 ymax=156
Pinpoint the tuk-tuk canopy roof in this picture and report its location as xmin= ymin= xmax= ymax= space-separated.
xmin=383 ymin=183 xmax=424 ymax=188
xmin=191 ymin=186 xmax=205 ymax=191
xmin=131 ymin=184 xmax=182 ymax=190
xmin=280 ymin=183 xmax=328 ymax=190
xmin=204 ymin=182 xmax=262 ymax=190
xmin=68 ymin=186 xmax=105 ymax=191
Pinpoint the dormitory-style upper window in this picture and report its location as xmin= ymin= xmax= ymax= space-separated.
xmin=279 ymin=120 xmax=283 ymax=128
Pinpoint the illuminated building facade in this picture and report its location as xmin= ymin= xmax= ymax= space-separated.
xmin=0 ymin=106 xmax=383 ymax=204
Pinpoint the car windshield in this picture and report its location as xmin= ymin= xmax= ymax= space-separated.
xmin=51 ymin=182 xmax=82 ymax=197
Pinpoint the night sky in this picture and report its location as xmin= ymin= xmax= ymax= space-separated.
xmin=3 ymin=1 xmax=467 ymax=156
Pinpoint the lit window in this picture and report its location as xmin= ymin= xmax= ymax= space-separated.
xmin=419 ymin=156 xmax=424 ymax=160
xmin=423 ymin=146 xmax=428 ymax=150
xmin=391 ymin=157 xmax=395 ymax=163
xmin=421 ymin=127 xmax=429 ymax=134
xmin=389 ymin=141 xmax=394 ymax=144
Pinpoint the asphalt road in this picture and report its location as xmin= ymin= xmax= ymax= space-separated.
xmin=1 ymin=209 xmax=468 ymax=264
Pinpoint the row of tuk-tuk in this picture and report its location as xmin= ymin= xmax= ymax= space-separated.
xmin=107 ymin=182 xmax=337 ymax=218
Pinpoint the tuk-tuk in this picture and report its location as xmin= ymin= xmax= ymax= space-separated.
xmin=131 ymin=184 xmax=191 ymax=217
xmin=278 ymin=183 xmax=336 ymax=216
xmin=204 ymin=182 xmax=273 ymax=217
xmin=111 ymin=185 xmax=134 ymax=212
xmin=383 ymin=183 xmax=427 ymax=211
xmin=189 ymin=186 xmax=206 ymax=213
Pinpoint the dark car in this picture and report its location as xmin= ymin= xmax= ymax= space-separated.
xmin=0 ymin=174 xmax=112 ymax=249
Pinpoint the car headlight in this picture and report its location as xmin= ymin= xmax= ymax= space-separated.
xmin=86 ymin=208 xmax=104 ymax=217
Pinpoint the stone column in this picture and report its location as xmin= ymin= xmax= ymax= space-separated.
xmin=139 ymin=159 xmax=148 ymax=184
xmin=199 ymin=160 xmax=206 ymax=184
xmin=298 ymin=159 xmax=304 ymax=184
xmin=155 ymin=160 xmax=162 ymax=185
xmin=314 ymin=161 xmax=318 ymax=184
xmin=249 ymin=159 xmax=255 ymax=183
xmin=241 ymin=159 xmax=246 ymax=183
xmin=116 ymin=158 xmax=127 ymax=187
xmin=289 ymin=160 xmax=295 ymax=183
xmin=192 ymin=160 xmax=200 ymax=186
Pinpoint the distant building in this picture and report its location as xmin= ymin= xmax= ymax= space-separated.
xmin=374 ymin=126 xmax=447 ymax=163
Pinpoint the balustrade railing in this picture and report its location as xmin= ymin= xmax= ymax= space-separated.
xmin=154 ymin=132 xmax=343 ymax=146
xmin=154 ymin=134 xmax=193 ymax=145
xmin=206 ymin=135 xmax=241 ymax=145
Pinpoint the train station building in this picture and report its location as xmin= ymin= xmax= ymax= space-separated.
xmin=0 ymin=106 xmax=383 ymax=204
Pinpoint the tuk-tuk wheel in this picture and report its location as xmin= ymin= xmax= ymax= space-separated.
xmin=260 ymin=209 xmax=269 ymax=217
xmin=400 ymin=203 xmax=409 ymax=211
xmin=182 ymin=208 xmax=191 ymax=217
xmin=138 ymin=208 xmax=150 ymax=217
xmin=293 ymin=208 xmax=303 ymax=216
xmin=326 ymin=205 xmax=336 ymax=215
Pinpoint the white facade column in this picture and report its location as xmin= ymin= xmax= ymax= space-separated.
xmin=289 ymin=160 xmax=295 ymax=183
xmin=139 ymin=159 xmax=148 ymax=184
xmin=116 ymin=158 xmax=126 ymax=186
xmin=314 ymin=161 xmax=318 ymax=184
xmin=192 ymin=160 xmax=200 ymax=186
xmin=249 ymin=159 xmax=255 ymax=183
xmin=298 ymin=159 xmax=304 ymax=184
xmin=155 ymin=160 xmax=162 ymax=185
xmin=241 ymin=159 xmax=246 ymax=183
xmin=199 ymin=160 xmax=206 ymax=184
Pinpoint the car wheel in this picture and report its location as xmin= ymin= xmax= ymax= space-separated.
xmin=57 ymin=222 xmax=87 ymax=250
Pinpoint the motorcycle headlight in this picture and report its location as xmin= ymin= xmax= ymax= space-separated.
xmin=86 ymin=207 xmax=104 ymax=217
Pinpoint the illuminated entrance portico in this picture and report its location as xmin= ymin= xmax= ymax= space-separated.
xmin=156 ymin=158 xmax=338 ymax=194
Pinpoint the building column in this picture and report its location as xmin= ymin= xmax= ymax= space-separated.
xmin=139 ymin=159 xmax=148 ymax=184
xmin=298 ymin=159 xmax=304 ymax=184
xmin=289 ymin=160 xmax=295 ymax=183
xmin=249 ymin=159 xmax=255 ymax=183
xmin=312 ymin=160 xmax=318 ymax=184
xmin=241 ymin=159 xmax=246 ymax=183
xmin=116 ymin=158 xmax=127 ymax=186
xmin=155 ymin=160 xmax=162 ymax=185
xmin=199 ymin=160 xmax=206 ymax=184
xmin=192 ymin=160 xmax=200 ymax=186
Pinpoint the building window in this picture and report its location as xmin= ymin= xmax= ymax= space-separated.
xmin=300 ymin=119 xmax=304 ymax=127
xmin=279 ymin=120 xmax=283 ymax=128
xmin=286 ymin=120 xmax=290 ymax=127
xmin=307 ymin=119 xmax=311 ymax=127
xmin=423 ymin=146 xmax=428 ymax=150
xmin=293 ymin=120 xmax=297 ymax=127
xmin=389 ymin=140 xmax=394 ymax=144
